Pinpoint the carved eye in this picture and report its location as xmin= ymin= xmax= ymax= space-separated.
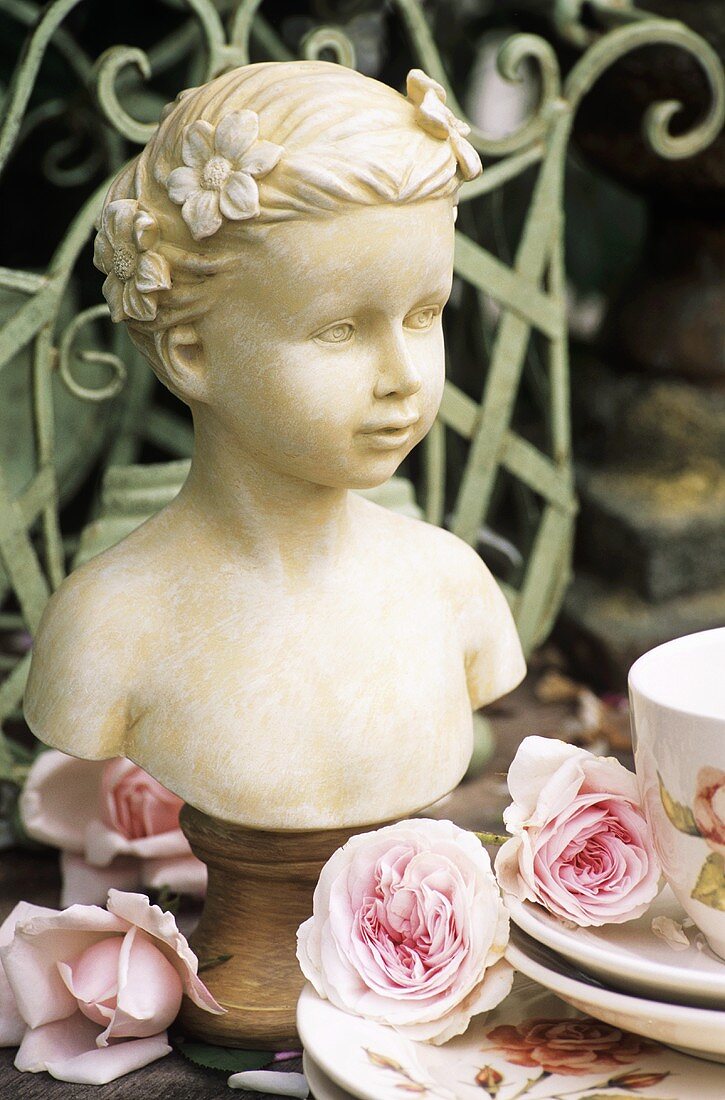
xmin=404 ymin=306 xmax=439 ymax=331
xmin=314 ymin=322 xmax=355 ymax=345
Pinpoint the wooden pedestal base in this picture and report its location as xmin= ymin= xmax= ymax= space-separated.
xmin=177 ymin=806 xmax=376 ymax=1049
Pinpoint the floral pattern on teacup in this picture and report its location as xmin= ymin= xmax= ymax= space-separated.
xmin=659 ymin=770 xmax=725 ymax=911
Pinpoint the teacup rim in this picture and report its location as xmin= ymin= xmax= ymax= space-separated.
xmin=628 ymin=625 xmax=725 ymax=723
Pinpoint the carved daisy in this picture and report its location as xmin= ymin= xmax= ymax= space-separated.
xmin=406 ymin=69 xmax=481 ymax=182
xmin=93 ymin=199 xmax=171 ymax=323
xmin=166 ymin=110 xmax=283 ymax=240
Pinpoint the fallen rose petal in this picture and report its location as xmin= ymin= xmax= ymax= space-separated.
xmin=651 ymin=915 xmax=690 ymax=951
xmin=227 ymin=1070 xmax=309 ymax=1096
xmin=16 ymin=1014 xmax=170 ymax=1083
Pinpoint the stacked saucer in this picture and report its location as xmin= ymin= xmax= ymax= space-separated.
xmin=297 ymin=949 xmax=725 ymax=1100
xmin=505 ymin=884 xmax=725 ymax=1064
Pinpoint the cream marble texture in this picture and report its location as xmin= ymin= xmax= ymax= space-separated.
xmin=24 ymin=61 xmax=525 ymax=829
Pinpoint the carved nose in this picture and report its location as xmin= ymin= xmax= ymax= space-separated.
xmin=374 ymin=337 xmax=422 ymax=399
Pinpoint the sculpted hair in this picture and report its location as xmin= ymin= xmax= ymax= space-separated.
xmin=96 ymin=61 xmax=473 ymax=379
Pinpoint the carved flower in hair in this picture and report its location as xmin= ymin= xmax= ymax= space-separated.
xmin=406 ymin=69 xmax=481 ymax=182
xmin=166 ymin=110 xmax=283 ymax=240
xmin=94 ymin=200 xmax=171 ymax=324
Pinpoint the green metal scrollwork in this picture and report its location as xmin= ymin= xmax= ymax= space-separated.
xmin=57 ymin=306 xmax=127 ymax=403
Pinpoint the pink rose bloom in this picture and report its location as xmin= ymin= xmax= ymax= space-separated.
xmin=495 ymin=737 xmax=661 ymax=926
xmin=20 ymin=751 xmax=206 ymax=906
xmin=693 ymin=767 xmax=725 ymax=856
xmin=296 ymin=818 xmax=512 ymax=1045
xmin=0 ymin=890 xmax=222 ymax=1084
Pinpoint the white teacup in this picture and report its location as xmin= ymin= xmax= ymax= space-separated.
xmin=629 ymin=627 xmax=725 ymax=960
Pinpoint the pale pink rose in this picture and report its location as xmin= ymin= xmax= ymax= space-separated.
xmin=296 ymin=818 xmax=512 ymax=1045
xmin=496 ymin=737 xmax=661 ymax=926
xmin=20 ymin=751 xmax=206 ymax=906
xmin=0 ymin=890 xmax=223 ymax=1084
xmin=693 ymin=767 xmax=725 ymax=857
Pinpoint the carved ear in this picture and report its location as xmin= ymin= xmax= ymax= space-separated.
xmin=153 ymin=324 xmax=207 ymax=404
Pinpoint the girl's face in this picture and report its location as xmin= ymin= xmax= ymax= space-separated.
xmin=195 ymin=197 xmax=455 ymax=489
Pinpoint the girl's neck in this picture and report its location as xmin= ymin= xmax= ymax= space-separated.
xmin=177 ymin=415 xmax=353 ymax=583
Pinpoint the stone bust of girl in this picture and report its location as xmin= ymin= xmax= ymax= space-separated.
xmin=25 ymin=61 xmax=525 ymax=830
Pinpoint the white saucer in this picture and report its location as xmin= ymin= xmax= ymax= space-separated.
xmin=298 ymin=974 xmax=725 ymax=1099
xmin=303 ymin=1052 xmax=354 ymax=1100
xmin=506 ymin=926 xmax=725 ymax=1064
xmin=506 ymin=884 xmax=725 ymax=1008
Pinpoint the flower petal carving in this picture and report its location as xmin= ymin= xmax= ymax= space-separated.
xmin=219 ymin=172 xmax=259 ymax=220
xmin=406 ymin=68 xmax=482 ymax=182
xmin=214 ymin=110 xmax=258 ymax=162
xmin=93 ymin=199 xmax=169 ymax=324
xmin=166 ymin=109 xmax=283 ymax=240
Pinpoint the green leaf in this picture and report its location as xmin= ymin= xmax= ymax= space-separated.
xmin=658 ymin=773 xmax=701 ymax=836
xmin=691 ymin=853 xmax=725 ymax=911
xmin=173 ymin=1037 xmax=271 ymax=1073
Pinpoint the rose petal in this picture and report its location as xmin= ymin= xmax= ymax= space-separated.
xmin=238 ymin=140 xmax=283 ymax=179
xmin=651 ymin=915 xmax=691 ymax=951
xmin=214 ymin=110 xmax=258 ymax=162
xmin=20 ymin=752 xmax=104 ymax=854
xmin=142 ymin=855 xmax=207 ymax=898
xmin=98 ymin=927 xmax=183 ymax=1043
xmin=219 ymin=172 xmax=260 ymax=221
xmin=106 ymin=891 xmax=223 ymax=1014
xmin=505 ymin=737 xmax=585 ymax=822
xmin=15 ymin=1011 xmax=101 ymax=1071
xmin=85 ymin=821 xmax=190 ymax=868
xmin=122 ymin=282 xmax=156 ymax=323
xmin=182 ymin=120 xmax=214 ymax=168
xmin=61 ymin=852 xmax=142 ymax=908
xmin=57 ymin=939 xmax=121 ymax=1028
xmin=16 ymin=1014 xmax=170 ymax=1084
xmin=166 ymin=165 xmax=201 ymax=205
xmin=1 ymin=905 xmax=126 ymax=1029
xmin=182 ymin=189 xmax=222 ymax=240
xmin=135 ymin=252 xmax=171 ymax=294
xmin=227 ymin=1070 xmax=309 ymax=1096
xmin=0 ymin=902 xmax=53 ymax=1046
